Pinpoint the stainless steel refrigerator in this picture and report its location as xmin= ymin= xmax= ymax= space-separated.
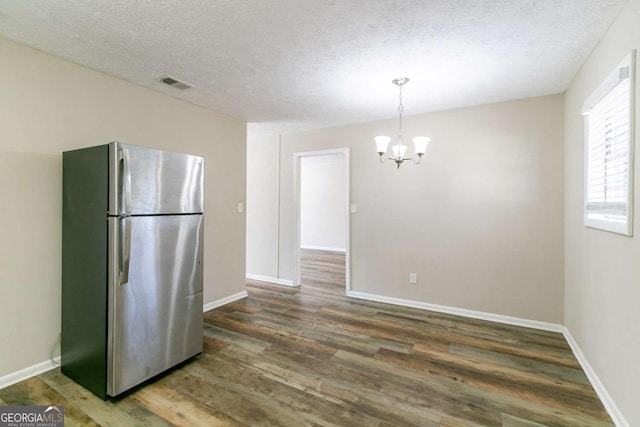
xmin=61 ymin=142 xmax=204 ymax=399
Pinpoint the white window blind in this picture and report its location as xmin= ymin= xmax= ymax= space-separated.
xmin=583 ymin=51 xmax=635 ymax=236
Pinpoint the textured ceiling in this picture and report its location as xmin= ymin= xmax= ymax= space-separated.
xmin=0 ymin=0 xmax=627 ymax=136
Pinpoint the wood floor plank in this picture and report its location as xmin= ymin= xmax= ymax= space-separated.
xmin=202 ymin=335 xmax=230 ymax=354
xmin=374 ymin=310 xmax=573 ymax=353
xmin=448 ymin=343 xmax=590 ymax=385
xmin=193 ymin=350 xmax=392 ymax=426
xmin=226 ymin=309 xmax=382 ymax=356
xmin=0 ymin=376 xmax=100 ymax=426
xmin=218 ymin=344 xmax=443 ymax=426
xmin=281 ymin=307 xmax=416 ymax=354
xmin=203 ymin=323 xmax=270 ymax=354
xmin=205 ymin=311 xmax=338 ymax=360
xmin=317 ymin=306 xmax=580 ymax=369
xmin=334 ymin=349 xmax=611 ymax=427
xmin=130 ymin=381 xmax=241 ymax=427
xmin=162 ymin=366 xmax=299 ymax=426
xmin=376 ymin=346 xmax=605 ymax=420
xmin=38 ymin=369 xmax=173 ymax=427
xmin=501 ymin=413 xmax=551 ymax=427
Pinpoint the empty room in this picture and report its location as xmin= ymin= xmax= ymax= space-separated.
xmin=0 ymin=1 xmax=638 ymax=426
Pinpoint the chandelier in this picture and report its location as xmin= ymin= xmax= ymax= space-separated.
xmin=375 ymin=77 xmax=430 ymax=168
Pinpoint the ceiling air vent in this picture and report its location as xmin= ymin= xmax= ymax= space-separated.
xmin=160 ymin=75 xmax=193 ymax=90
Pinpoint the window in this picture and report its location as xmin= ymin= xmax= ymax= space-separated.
xmin=582 ymin=51 xmax=635 ymax=236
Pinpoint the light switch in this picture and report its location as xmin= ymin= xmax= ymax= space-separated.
xmin=237 ymin=202 xmax=243 ymax=213
xmin=409 ymin=273 xmax=418 ymax=285
xmin=350 ymin=203 xmax=357 ymax=213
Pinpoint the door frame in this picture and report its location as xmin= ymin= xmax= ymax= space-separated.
xmin=293 ymin=148 xmax=350 ymax=291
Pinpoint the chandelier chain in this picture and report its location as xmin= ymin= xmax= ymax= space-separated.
xmin=397 ymin=84 xmax=404 ymax=145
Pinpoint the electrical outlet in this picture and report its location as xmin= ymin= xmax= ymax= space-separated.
xmin=409 ymin=273 xmax=418 ymax=285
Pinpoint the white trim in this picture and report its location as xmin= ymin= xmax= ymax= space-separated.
xmin=562 ymin=328 xmax=629 ymax=427
xmin=300 ymin=245 xmax=346 ymax=253
xmin=344 ymin=149 xmax=351 ymax=292
xmin=276 ymin=134 xmax=282 ymax=278
xmin=346 ymin=290 xmax=564 ymax=332
xmin=203 ymin=291 xmax=248 ymax=312
xmin=0 ymin=357 xmax=60 ymax=390
xmin=583 ymin=50 xmax=635 ymax=237
xmin=293 ymin=154 xmax=301 ymax=286
xmin=245 ymin=273 xmax=297 ymax=287
xmin=582 ymin=52 xmax=633 ymax=114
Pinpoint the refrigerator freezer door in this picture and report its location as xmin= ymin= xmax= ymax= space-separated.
xmin=109 ymin=143 xmax=204 ymax=215
xmin=107 ymin=214 xmax=204 ymax=397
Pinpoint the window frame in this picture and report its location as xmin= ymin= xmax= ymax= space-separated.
xmin=582 ymin=51 xmax=636 ymax=236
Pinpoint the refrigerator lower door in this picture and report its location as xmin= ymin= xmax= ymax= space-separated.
xmin=107 ymin=214 xmax=204 ymax=397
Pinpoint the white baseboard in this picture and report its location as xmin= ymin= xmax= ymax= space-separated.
xmin=300 ymin=245 xmax=346 ymax=253
xmin=0 ymin=357 xmax=60 ymax=390
xmin=346 ymin=290 xmax=564 ymax=333
xmin=562 ymin=328 xmax=629 ymax=427
xmin=246 ymin=273 xmax=297 ymax=287
xmin=203 ymin=290 xmax=248 ymax=312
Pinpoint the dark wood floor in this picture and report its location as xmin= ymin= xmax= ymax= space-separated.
xmin=300 ymin=248 xmax=346 ymax=291
xmin=0 ymin=250 xmax=613 ymax=426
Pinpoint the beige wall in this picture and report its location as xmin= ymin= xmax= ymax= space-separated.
xmin=249 ymin=94 xmax=565 ymax=323
xmin=564 ymin=0 xmax=640 ymax=424
xmin=0 ymin=37 xmax=246 ymax=378
xmin=246 ymin=135 xmax=280 ymax=277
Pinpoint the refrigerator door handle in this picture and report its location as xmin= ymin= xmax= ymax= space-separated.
xmin=118 ymin=147 xmax=132 ymax=215
xmin=120 ymin=216 xmax=131 ymax=285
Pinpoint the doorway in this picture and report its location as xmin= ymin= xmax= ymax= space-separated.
xmin=293 ymin=149 xmax=350 ymax=292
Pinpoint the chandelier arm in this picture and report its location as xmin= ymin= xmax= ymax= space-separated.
xmin=409 ymin=156 xmax=422 ymax=165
